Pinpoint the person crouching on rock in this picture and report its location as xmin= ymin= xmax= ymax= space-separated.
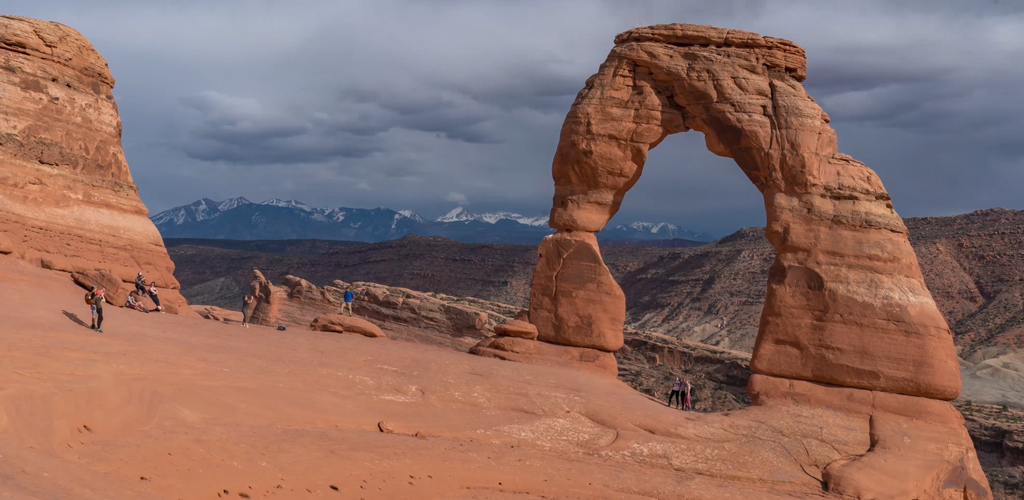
xmin=241 ymin=294 xmax=253 ymax=328
xmin=683 ymin=380 xmax=693 ymax=411
xmin=134 ymin=272 xmax=147 ymax=295
xmin=668 ymin=377 xmax=683 ymax=409
xmin=87 ymin=286 xmax=105 ymax=332
xmin=147 ymin=282 xmax=164 ymax=313
xmin=342 ymin=287 xmax=355 ymax=316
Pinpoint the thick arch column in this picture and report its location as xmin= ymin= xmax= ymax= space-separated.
xmin=530 ymin=24 xmax=960 ymax=400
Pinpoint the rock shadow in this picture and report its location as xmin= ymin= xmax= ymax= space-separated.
xmin=62 ymin=310 xmax=91 ymax=329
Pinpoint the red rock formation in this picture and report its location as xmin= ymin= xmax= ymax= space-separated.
xmin=348 ymin=281 xmax=493 ymax=338
xmin=470 ymin=336 xmax=618 ymax=378
xmin=0 ymin=15 xmax=191 ymax=315
xmin=71 ymin=270 xmax=130 ymax=307
xmin=529 ymin=231 xmax=624 ymax=351
xmin=493 ymin=319 xmax=538 ymax=340
xmin=247 ymin=270 xmax=278 ymax=326
xmin=310 ymin=314 xmax=386 ymax=338
xmin=190 ymin=304 xmax=241 ymax=323
xmin=533 ymin=23 xmax=960 ymax=400
xmin=517 ymin=23 xmax=989 ymax=498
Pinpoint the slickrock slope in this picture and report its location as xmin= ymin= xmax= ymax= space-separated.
xmin=0 ymin=255 xmax=934 ymax=500
xmin=0 ymin=15 xmax=190 ymax=314
xmin=195 ymin=273 xmax=1021 ymax=497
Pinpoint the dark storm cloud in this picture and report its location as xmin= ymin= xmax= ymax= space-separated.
xmin=2 ymin=0 xmax=1023 ymax=234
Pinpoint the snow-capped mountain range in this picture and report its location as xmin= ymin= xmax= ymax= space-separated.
xmin=150 ymin=197 xmax=708 ymax=244
xmin=435 ymin=207 xmax=549 ymax=227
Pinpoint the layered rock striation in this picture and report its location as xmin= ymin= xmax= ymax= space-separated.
xmin=495 ymin=23 xmax=990 ymax=498
xmin=0 ymin=15 xmax=190 ymax=314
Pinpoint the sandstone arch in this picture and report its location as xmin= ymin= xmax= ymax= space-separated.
xmin=531 ymin=24 xmax=960 ymax=400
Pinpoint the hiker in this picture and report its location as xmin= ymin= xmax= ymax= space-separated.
xmin=134 ymin=272 xmax=147 ymax=295
xmin=125 ymin=291 xmax=148 ymax=312
xmin=341 ymin=287 xmax=355 ymax=316
xmin=147 ymin=282 xmax=164 ymax=313
xmin=87 ymin=286 xmax=105 ymax=332
xmin=668 ymin=377 xmax=683 ymax=409
xmin=683 ymin=380 xmax=693 ymax=411
xmin=241 ymin=294 xmax=253 ymax=327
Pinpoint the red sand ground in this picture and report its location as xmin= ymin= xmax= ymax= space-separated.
xmin=0 ymin=256 xmax=869 ymax=499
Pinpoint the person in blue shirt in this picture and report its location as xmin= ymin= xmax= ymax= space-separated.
xmin=342 ymin=287 xmax=355 ymax=316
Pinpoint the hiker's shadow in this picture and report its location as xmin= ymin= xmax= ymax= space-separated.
xmin=62 ymin=310 xmax=91 ymax=329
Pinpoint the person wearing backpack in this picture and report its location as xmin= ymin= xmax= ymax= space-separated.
xmin=87 ymin=286 xmax=105 ymax=332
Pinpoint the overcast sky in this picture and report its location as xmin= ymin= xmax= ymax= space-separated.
xmin=7 ymin=0 xmax=1024 ymax=236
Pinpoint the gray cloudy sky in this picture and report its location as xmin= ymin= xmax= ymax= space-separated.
xmin=7 ymin=0 xmax=1024 ymax=236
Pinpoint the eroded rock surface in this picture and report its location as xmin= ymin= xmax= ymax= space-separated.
xmin=0 ymin=15 xmax=191 ymax=315
xmin=494 ymin=319 xmax=538 ymax=340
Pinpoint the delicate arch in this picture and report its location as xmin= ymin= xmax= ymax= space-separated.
xmin=532 ymin=24 xmax=960 ymax=400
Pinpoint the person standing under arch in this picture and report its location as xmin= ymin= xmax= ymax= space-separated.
xmin=683 ymin=380 xmax=693 ymax=411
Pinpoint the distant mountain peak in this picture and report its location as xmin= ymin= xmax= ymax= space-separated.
xmin=436 ymin=207 xmax=477 ymax=223
xmin=603 ymin=221 xmax=709 ymax=242
xmin=217 ymin=197 xmax=252 ymax=211
xmin=398 ymin=210 xmax=426 ymax=223
xmin=619 ymin=221 xmax=679 ymax=234
xmin=435 ymin=207 xmax=548 ymax=227
xmin=260 ymin=198 xmax=314 ymax=212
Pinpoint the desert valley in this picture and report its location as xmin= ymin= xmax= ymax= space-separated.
xmin=2 ymin=10 xmax=1023 ymax=500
